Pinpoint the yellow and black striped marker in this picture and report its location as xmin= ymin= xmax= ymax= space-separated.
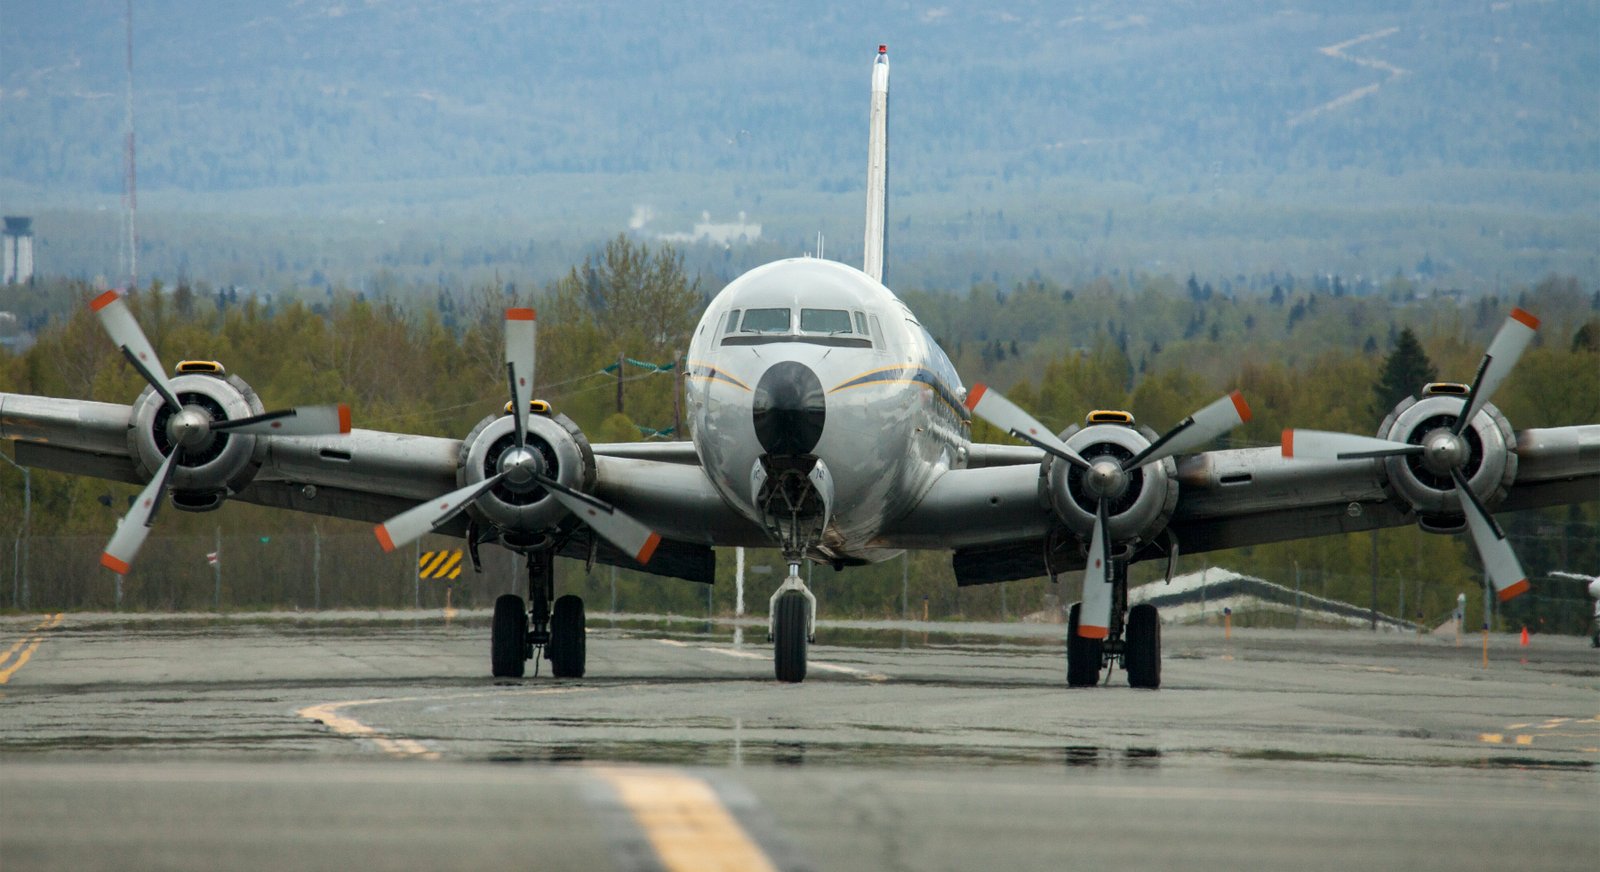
xmin=417 ymin=549 xmax=463 ymax=581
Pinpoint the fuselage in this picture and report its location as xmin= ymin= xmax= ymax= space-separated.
xmin=685 ymin=258 xmax=970 ymax=562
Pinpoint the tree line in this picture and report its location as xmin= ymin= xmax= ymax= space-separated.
xmin=1 ymin=243 xmax=1595 ymax=632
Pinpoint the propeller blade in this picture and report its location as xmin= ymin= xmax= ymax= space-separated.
xmin=374 ymin=474 xmax=505 ymax=553
xmin=1280 ymin=429 xmax=1424 ymax=461
xmin=1125 ymin=390 xmax=1252 ymax=469
xmin=965 ymin=384 xmax=1089 ymax=469
xmin=100 ymin=449 xmax=180 ymax=575
xmin=1454 ymin=308 xmax=1538 ymax=436
xmin=211 ymin=404 xmax=352 ymax=436
xmin=1077 ymin=497 xmax=1113 ymax=640
xmin=91 ymin=289 xmax=181 ymax=410
xmin=544 ymin=486 xmax=662 ymax=566
xmin=1452 ymin=470 xmax=1529 ymax=602
xmin=505 ymin=308 xmax=536 ymax=450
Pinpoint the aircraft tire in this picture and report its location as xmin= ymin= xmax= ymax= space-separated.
xmin=548 ymin=594 xmax=587 ymax=678
xmin=774 ymin=590 xmax=808 ymax=683
xmin=1066 ymin=602 xmax=1102 ymax=688
xmin=492 ymin=594 xmax=528 ymax=678
xmin=1125 ymin=603 xmax=1161 ymax=689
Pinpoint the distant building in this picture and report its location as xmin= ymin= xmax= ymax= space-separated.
xmin=658 ymin=211 xmax=762 ymax=246
xmin=3 ymin=216 xmax=34 ymax=284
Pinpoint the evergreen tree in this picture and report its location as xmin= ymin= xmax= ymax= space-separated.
xmin=1373 ymin=327 xmax=1437 ymax=416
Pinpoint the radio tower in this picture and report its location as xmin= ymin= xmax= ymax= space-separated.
xmin=119 ymin=0 xmax=138 ymax=291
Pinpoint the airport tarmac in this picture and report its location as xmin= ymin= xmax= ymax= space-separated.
xmin=1 ymin=611 xmax=1595 ymax=871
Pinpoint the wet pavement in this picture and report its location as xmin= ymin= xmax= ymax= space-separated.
xmin=1 ymin=612 xmax=1595 ymax=871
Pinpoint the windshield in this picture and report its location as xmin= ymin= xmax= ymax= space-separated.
xmin=740 ymin=308 xmax=790 ymax=333
xmin=800 ymin=309 xmax=853 ymax=334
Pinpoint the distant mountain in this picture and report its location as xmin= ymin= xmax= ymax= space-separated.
xmin=2 ymin=1 xmax=1596 ymax=289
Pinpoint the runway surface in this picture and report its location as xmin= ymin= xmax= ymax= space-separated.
xmin=1 ymin=611 xmax=1595 ymax=871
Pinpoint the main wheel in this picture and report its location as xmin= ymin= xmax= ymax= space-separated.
xmin=491 ymin=594 xmax=528 ymax=678
xmin=1066 ymin=602 xmax=1103 ymax=688
xmin=1125 ymin=602 xmax=1161 ymax=689
xmin=773 ymin=590 xmax=808 ymax=683
xmin=548 ymin=594 xmax=587 ymax=678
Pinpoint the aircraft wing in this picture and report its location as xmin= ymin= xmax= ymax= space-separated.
xmin=0 ymin=392 xmax=760 ymax=583
xmin=880 ymin=425 xmax=1600 ymax=585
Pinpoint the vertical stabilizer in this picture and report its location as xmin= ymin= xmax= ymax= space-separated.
xmin=863 ymin=45 xmax=890 ymax=284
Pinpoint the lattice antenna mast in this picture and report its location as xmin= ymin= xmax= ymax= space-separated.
xmin=120 ymin=0 xmax=138 ymax=290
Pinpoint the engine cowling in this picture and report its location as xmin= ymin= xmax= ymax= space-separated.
xmin=1042 ymin=415 xmax=1180 ymax=545
xmin=1375 ymin=384 xmax=1516 ymax=533
xmin=127 ymin=369 xmax=266 ymax=511
xmin=457 ymin=406 xmax=596 ymax=548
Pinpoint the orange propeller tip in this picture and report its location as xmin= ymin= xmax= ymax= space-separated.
xmin=90 ymin=289 xmax=122 ymax=311
xmin=1497 ymin=579 xmax=1530 ymax=602
xmin=636 ymin=532 xmax=662 ymax=565
xmin=1229 ymin=390 xmax=1252 ymax=423
xmin=373 ymin=525 xmax=396 ymax=553
xmin=1281 ymin=429 xmax=1295 ymax=457
xmin=964 ymin=383 xmax=987 ymax=411
xmin=337 ymin=403 xmax=352 ymax=434
xmin=1509 ymin=308 xmax=1539 ymax=330
xmin=100 ymin=553 xmax=131 ymax=575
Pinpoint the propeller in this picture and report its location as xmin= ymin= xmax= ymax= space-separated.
xmin=1280 ymin=309 xmax=1539 ymax=602
xmin=967 ymin=384 xmax=1252 ymax=638
xmin=89 ymin=288 xmax=352 ymax=575
xmin=372 ymin=307 xmax=662 ymax=566
xmin=99 ymin=449 xmax=179 ymax=574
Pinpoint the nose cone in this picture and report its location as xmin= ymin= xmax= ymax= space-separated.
xmin=752 ymin=361 xmax=826 ymax=456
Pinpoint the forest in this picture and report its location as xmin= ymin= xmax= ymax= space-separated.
xmin=2 ymin=237 xmax=1595 ymax=634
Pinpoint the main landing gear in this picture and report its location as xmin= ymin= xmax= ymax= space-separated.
xmin=491 ymin=549 xmax=586 ymax=679
xmin=769 ymin=561 xmax=817 ymax=683
xmin=1065 ymin=556 xmax=1161 ymax=689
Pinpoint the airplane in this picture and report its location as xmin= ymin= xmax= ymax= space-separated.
xmin=2 ymin=46 xmax=1596 ymax=687
xmin=1548 ymin=571 xmax=1600 ymax=647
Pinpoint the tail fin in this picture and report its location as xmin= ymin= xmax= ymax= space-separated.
xmin=863 ymin=44 xmax=889 ymax=284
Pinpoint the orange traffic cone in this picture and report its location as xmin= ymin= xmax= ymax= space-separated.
xmin=1519 ymin=626 xmax=1530 ymax=647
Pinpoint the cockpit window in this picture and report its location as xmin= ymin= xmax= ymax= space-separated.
xmin=723 ymin=309 xmax=741 ymax=334
xmin=740 ymin=308 xmax=790 ymax=333
xmin=800 ymin=308 xmax=853 ymax=334
xmin=854 ymin=311 xmax=869 ymax=335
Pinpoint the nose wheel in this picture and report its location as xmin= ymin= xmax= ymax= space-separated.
xmin=769 ymin=562 xmax=816 ymax=683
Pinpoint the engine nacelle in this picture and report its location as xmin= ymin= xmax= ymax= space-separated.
xmin=457 ymin=407 xmax=596 ymax=548
xmin=1376 ymin=385 xmax=1516 ymax=532
xmin=1042 ymin=416 xmax=1180 ymax=545
xmin=127 ymin=369 xmax=267 ymax=511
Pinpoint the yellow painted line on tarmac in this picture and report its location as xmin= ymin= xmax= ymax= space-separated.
xmin=592 ymin=766 xmax=779 ymax=872
xmin=1478 ymin=733 xmax=1503 ymax=744
xmin=0 ymin=614 xmax=64 ymax=685
xmin=298 ymin=698 xmax=442 ymax=760
xmin=298 ymin=686 xmax=590 ymax=760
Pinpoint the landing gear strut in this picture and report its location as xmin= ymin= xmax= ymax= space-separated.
xmin=1065 ymin=555 xmax=1161 ymax=689
xmin=488 ymin=549 xmax=586 ymax=679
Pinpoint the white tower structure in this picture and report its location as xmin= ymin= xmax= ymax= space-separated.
xmin=2 ymin=217 xmax=33 ymax=284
